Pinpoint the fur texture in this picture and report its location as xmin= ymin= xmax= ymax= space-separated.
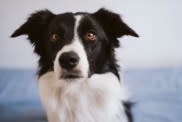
xmin=39 ymin=71 xmax=128 ymax=122
xmin=11 ymin=8 xmax=139 ymax=122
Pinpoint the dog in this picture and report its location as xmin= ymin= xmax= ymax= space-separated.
xmin=11 ymin=8 xmax=139 ymax=122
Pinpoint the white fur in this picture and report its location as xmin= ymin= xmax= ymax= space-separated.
xmin=39 ymin=15 xmax=129 ymax=122
xmin=54 ymin=15 xmax=89 ymax=79
xmin=39 ymin=71 xmax=128 ymax=122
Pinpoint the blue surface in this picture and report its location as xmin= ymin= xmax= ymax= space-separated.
xmin=124 ymin=68 xmax=182 ymax=122
xmin=0 ymin=68 xmax=182 ymax=122
xmin=0 ymin=69 xmax=46 ymax=122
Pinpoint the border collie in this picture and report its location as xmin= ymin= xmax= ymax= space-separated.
xmin=11 ymin=8 xmax=139 ymax=122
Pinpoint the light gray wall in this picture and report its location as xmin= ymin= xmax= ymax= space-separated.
xmin=0 ymin=0 xmax=182 ymax=69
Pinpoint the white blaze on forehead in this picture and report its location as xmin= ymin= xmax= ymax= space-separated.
xmin=54 ymin=15 xmax=89 ymax=79
xmin=74 ymin=15 xmax=82 ymax=39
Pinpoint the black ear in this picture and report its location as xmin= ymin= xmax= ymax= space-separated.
xmin=11 ymin=10 xmax=55 ymax=44
xmin=93 ymin=8 xmax=139 ymax=47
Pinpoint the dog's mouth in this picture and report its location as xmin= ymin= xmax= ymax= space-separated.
xmin=59 ymin=70 xmax=82 ymax=79
xmin=62 ymin=74 xmax=81 ymax=79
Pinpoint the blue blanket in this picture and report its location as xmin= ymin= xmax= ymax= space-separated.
xmin=0 ymin=68 xmax=181 ymax=122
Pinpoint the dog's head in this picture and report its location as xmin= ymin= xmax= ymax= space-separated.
xmin=11 ymin=8 xmax=138 ymax=79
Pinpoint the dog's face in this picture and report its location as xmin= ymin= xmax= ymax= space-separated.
xmin=11 ymin=9 xmax=138 ymax=79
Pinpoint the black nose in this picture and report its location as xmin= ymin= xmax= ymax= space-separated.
xmin=59 ymin=51 xmax=79 ymax=70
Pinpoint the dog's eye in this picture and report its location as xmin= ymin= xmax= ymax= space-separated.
xmin=85 ymin=32 xmax=96 ymax=42
xmin=51 ymin=34 xmax=60 ymax=42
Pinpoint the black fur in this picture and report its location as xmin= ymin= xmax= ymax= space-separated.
xmin=11 ymin=8 xmax=138 ymax=122
xmin=11 ymin=10 xmax=76 ymax=75
xmin=93 ymin=9 xmax=139 ymax=47
xmin=123 ymin=102 xmax=134 ymax=122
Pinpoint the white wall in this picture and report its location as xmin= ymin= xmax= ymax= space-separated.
xmin=0 ymin=0 xmax=182 ymax=69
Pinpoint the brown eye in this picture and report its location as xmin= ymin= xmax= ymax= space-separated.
xmin=85 ymin=32 xmax=96 ymax=42
xmin=51 ymin=34 xmax=60 ymax=42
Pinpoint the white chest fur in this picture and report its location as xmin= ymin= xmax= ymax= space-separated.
xmin=38 ymin=72 xmax=128 ymax=122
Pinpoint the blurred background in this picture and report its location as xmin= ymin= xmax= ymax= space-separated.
xmin=0 ymin=0 xmax=182 ymax=122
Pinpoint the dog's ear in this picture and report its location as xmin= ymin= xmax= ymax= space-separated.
xmin=93 ymin=8 xmax=139 ymax=47
xmin=11 ymin=10 xmax=55 ymax=44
